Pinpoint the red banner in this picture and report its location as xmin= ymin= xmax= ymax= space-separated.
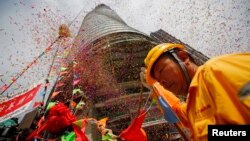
xmin=0 ymin=84 xmax=41 ymax=122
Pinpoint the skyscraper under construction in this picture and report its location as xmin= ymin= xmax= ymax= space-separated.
xmin=51 ymin=4 xmax=208 ymax=141
xmin=53 ymin=5 xmax=208 ymax=141
xmin=72 ymin=4 xmax=167 ymax=141
xmin=8 ymin=4 xmax=208 ymax=141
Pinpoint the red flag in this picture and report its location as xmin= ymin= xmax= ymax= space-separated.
xmin=1 ymin=84 xmax=7 ymax=91
xmin=72 ymin=124 xmax=89 ymax=141
xmin=59 ymin=71 xmax=68 ymax=76
xmin=51 ymin=91 xmax=62 ymax=99
xmin=0 ymin=84 xmax=42 ymax=122
xmin=27 ymin=62 xmax=33 ymax=68
xmin=26 ymin=103 xmax=89 ymax=141
xmin=55 ymin=82 xmax=64 ymax=88
xmin=26 ymin=103 xmax=77 ymax=141
xmin=45 ymin=45 xmax=52 ymax=53
xmin=72 ymin=119 xmax=89 ymax=141
xmin=10 ymin=77 xmax=16 ymax=83
xmin=33 ymin=101 xmax=43 ymax=108
xmin=120 ymin=110 xmax=147 ymax=141
xmin=73 ymin=79 xmax=80 ymax=86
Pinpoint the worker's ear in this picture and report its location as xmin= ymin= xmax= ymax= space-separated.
xmin=176 ymin=50 xmax=190 ymax=63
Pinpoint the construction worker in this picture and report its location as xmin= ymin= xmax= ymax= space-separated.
xmin=142 ymin=43 xmax=250 ymax=141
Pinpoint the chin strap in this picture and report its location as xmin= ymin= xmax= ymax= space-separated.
xmin=169 ymin=50 xmax=191 ymax=85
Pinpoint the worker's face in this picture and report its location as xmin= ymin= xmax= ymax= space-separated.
xmin=153 ymin=56 xmax=188 ymax=96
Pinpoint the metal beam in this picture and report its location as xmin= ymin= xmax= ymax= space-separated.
xmin=142 ymin=119 xmax=167 ymax=128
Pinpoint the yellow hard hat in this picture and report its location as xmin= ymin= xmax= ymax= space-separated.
xmin=144 ymin=43 xmax=185 ymax=85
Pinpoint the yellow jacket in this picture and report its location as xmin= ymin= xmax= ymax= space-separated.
xmin=152 ymin=53 xmax=250 ymax=141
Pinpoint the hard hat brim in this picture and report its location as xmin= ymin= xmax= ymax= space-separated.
xmin=145 ymin=43 xmax=184 ymax=85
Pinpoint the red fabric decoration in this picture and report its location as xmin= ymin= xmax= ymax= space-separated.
xmin=1 ymin=84 xmax=7 ymax=91
xmin=59 ymin=71 xmax=68 ymax=76
xmin=51 ymin=91 xmax=62 ymax=99
xmin=45 ymin=45 xmax=52 ymax=53
xmin=55 ymin=82 xmax=64 ymax=88
xmin=73 ymin=79 xmax=81 ymax=86
xmin=120 ymin=110 xmax=147 ymax=141
xmin=45 ymin=103 xmax=76 ymax=133
xmin=26 ymin=102 xmax=88 ymax=141
xmin=33 ymin=101 xmax=43 ymax=108
xmin=73 ymin=124 xmax=89 ymax=141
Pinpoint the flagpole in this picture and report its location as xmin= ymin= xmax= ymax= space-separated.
xmin=1 ymin=3 xmax=85 ymax=96
xmin=173 ymin=122 xmax=190 ymax=141
xmin=42 ymin=38 xmax=61 ymax=106
xmin=137 ymin=83 xmax=144 ymax=116
xmin=0 ymin=38 xmax=59 ymax=96
xmin=151 ymin=86 xmax=190 ymax=141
